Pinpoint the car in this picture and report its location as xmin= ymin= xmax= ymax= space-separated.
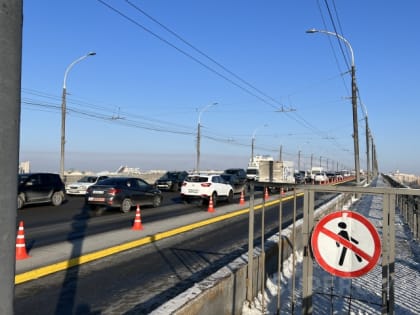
xmin=326 ymin=172 xmax=336 ymax=182
xmin=314 ymin=172 xmax=329 ymax=183
xmin=335 ymin=172 xmax=344 ymax=181
xmin=65 ymin=175 xmax=109 ymax=195
xmin=18 ymin=173 xmax=66 ymax=209
xmin=180 ymin=174 xmax=234 ymax=206
xmin=85 ymin=177 xmax=163 ymax=213
xmin=223 ymin=168 xmax=248 ymax=185
xmin=220 ymin=173 xmax=247 ymax=194
xmin=154 ymin=171 xmax=188 ymax=191
xmin=294 ymin=172 xmax=306 ymax=184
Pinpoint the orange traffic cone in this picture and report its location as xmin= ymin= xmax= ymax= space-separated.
xmin=264 ymin=187 xmax=269 ymax=200
xmin=239 ymin=190 xmax=245 ymax=205
xmin=16 ymin=221 xmax=30 ymax=260
xmin=208 ymin=195 xmax=215 ymax=212
xmin=132 ymin=204 xmax=144 ymax=230
xmin=280 ymin=187 xmax=285 ymax=196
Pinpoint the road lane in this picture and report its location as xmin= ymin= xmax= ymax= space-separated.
xmin=15 ymin=195 xmax=301 ymax=314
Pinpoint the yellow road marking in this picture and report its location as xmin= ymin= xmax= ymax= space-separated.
xmin=15 ymin=193 xmax=300 ymax=284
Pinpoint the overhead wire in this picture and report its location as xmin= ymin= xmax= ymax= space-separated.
xmin=23 ymin=2 xmax=359 ymax=169
xmin=97 ymin=0 xmax=350 ymax=149
xmin=96 ymin=0 xmax=284 ymax=110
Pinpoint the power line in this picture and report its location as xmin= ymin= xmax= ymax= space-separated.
xmin=96 ymin=0 xmax=285 ymax=110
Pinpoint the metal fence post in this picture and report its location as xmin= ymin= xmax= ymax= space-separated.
xmin=302 ymin=188 xmax=315 ymax=315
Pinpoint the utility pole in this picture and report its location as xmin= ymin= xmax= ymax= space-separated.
xmin=196 ymin=122 xmax=201 ymax=172
xmin=351 ymin=64 xmax=361 ymax=184
xmin=366 ymin=117 xmax=371 ymax=183
xmin=310 ymin=154 xmax=313 ymax=169
xmin=298 ymin=150 xmax=301 ymax=171
xmin=279 ymin=145 xmax=283 ymax=161
xmin=0 ymin=1 xmax=22 ymax=314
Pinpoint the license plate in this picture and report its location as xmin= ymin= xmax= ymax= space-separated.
xmin=188 ymin=189 xmax=199 ymax=193
xmin=88 ymin=197 xmax=105 ymax=202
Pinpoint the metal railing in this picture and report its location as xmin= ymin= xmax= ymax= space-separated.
xmin=245 ymin=178 xmax=420 ymax=315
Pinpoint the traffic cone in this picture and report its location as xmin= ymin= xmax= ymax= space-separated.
xmin=239 ymin=190 xmax=245 ymax=205
xmin=208 ymin=195 xmax=215 ymax=212
xmin=16 ymin=221 xmax=30 ymax=260
xmin=132 ymin=204 xmax=144 ymax=230
xmin=264 ymin=187 xmax=269 ymax=200
xmin=280 ymin=187 xmax=285 ymax=196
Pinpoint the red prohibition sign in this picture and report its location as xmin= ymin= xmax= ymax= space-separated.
xmin=311 ymin=210 xmax=381 ymax=278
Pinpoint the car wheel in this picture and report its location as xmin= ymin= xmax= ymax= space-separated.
xmin=171 ymin=183 xmax=179 ymax=192
xmin=17 ymin=195 xmax=24 ymax=209
xmin=51 ymin=192 xmax=63 ymax=206
xmin=227 ymin=190 xmax=234 ymax=203
xmin=152 ymin=195 xmax=162 ymax=208
xmin=211 ymin=192 xmax=217 ymax=207
xmin=120 ymin=198 xmax=132 ymax=213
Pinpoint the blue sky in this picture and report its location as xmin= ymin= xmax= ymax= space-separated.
xmin=20 ymin=1 xmax=420 ymax=174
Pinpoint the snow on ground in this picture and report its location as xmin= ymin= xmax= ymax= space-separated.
xmin=242 ymin=177 xmax=420 ymax=314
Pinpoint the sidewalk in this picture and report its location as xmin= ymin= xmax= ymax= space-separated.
xmin=243 ymin=176 xmax=420 ymax=314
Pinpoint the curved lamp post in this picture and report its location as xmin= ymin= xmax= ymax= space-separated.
xmin=196 ymin=102 xmax=217 ymax=173
xmin=306 ymin=28 xmax=360 ymax=185
xmin=60 ymin=52 xmax=96 ymax=179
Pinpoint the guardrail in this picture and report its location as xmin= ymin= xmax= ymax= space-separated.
xmin=153 ymin=176 xmax=420 ymax=315
xmin=383 ymin=174 xmax=419 ymax=241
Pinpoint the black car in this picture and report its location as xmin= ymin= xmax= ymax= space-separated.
xmin=154 ymin=171 xmax=188 ymax=191
xmin=18 ymin=173 xmax=66 ymax=209
xmin=220 ymin=173 xmax=247 ymax=194
xmin=85 ymin=177 xmax=163 ymax=213
xmin=294 ymin=173 xmax=306 ymax=184
xmin=223 ymin=168 xmax=248 ymax=185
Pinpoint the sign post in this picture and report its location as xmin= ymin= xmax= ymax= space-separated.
xmin=311 ymin=210 xmax=381 ymax=278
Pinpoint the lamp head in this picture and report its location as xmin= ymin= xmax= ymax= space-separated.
xmin=88 ymin=52 xmax=96 ymax=56
xmin=306 ymin=28 xmax=318 ymax=34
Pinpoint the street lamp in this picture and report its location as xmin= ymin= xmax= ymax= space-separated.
xmin=196 ymin=102 xmax=217 ymax=173
xmin=306 ymin=28 xmax=360 ymax=185
xmin=60 ymin=52 xmax=96 ymax=180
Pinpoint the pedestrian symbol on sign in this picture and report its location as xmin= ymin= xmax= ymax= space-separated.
xmin=336 ymin=221 xmax=362 ymax=266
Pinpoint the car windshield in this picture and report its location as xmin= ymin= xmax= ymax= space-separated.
xmin=78 ymin=176 xmax=97 ymax=183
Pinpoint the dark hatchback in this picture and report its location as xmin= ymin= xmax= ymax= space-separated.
xmin=85 ymin=177 xmax=163 ymax=213
xmin=18 ymin=173 xmax=66 ymax=209
xmin=154 ymin=171 xmax=188 ymax=191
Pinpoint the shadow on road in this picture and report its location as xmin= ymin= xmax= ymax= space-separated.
xmin=53 ymin=205 xmax=100 ymax=315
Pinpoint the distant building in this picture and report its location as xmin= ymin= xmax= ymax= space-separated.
xmin=19 ymin=161 xmax=30 ymax=173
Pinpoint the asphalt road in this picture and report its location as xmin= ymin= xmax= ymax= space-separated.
xmin=14 ymin=190 xmax=300 ymax=314
xmin=14 ymin=188 xmax=338 ymax=314
xmin=16 ymin=191 xmax=206 ymax=247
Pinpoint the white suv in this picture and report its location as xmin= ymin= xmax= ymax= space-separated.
xmin=181 ymin=174 xmax=234 ymax=206
xmin=314 ymin=172 xmax=329 ymax=183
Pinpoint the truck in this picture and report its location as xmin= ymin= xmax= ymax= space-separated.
xmin=258 ymin=160 xmax=295 ymax=184
xmin=246 ymin=155 xmax=274 ymax=181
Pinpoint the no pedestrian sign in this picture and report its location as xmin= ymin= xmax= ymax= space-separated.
xmin=311 ymin=210 xmax=381 ymax=278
